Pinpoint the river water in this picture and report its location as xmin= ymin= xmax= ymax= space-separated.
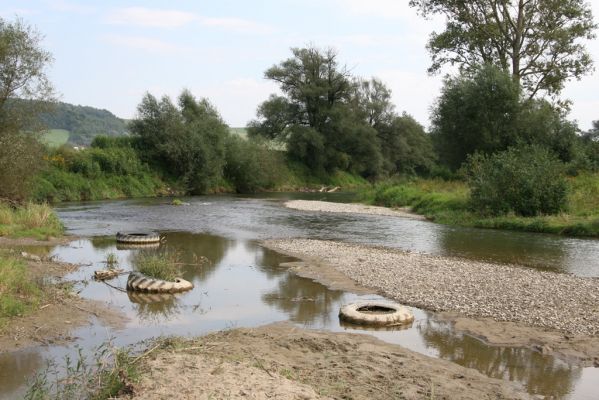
xmin=1 ymin=194 xmax=598 ymax=399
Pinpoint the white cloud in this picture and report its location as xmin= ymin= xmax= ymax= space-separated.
xmin=199 ymin=17 xmax=274 ymax=34
xmin=106 ymin=7 xmax=196 ymax=28
xmin=340 ymin=0 xmax=415 ymax=19
xmin=102 ymin=34 xmax=192 ymax=55
xmin=43 ymin=0 xmax=96 ymax=14
xmin=105 ymin=7 xmax=274 ymax=33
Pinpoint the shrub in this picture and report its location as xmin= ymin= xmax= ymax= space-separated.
xmin=466 ymin=145 xmax=567 ymax=216
xmin=224 ymin=136 xmax=289 ymax=193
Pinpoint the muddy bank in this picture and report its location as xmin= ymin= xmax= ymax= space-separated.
xmin=0 ymin=251 xmax=126 ymax=353
xmin=262 ymin=238 xmax=599 ymax=365
xmin=132 ymin=322 xmax=529 ymax=400
xmin=284 ymin=199 xmax=426 ymax=220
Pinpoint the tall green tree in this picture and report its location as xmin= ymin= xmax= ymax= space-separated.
xmin=410 ymin=0 xmax=596 ymax=98
xmin=432 ymin=64 xmax=582 ymax=170
xmin=130 ymin=90 xmax=229 ymax=194
xmin=0 ymin=17 xmax=54 ymax=201
xmin=431 ymin=64 xmax=521 ymax=170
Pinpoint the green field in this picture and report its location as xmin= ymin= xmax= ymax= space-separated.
xmin=41 ymin=129 xmax=70 ymax=148
xmin=229 ymin=127 xmax=248 ymax=138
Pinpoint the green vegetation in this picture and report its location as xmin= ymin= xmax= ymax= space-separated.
xmin=25 ymin=344 xmax=138 ymax=400
xmin=466 ymin=146 xmax=567 ymax=217
xmin=248 ymin=47 xmax=436 ymax=179
xmin=33 ymin=137 xmax=171 ymax=202
xmin=410 ymin=0 xmax=596 ymax=98
xmin=134 ymin=251 xmax=182 ymax=281
xmin=0 ymin=255 xmax=43 ymax=326
xmin=38 ymin=101 xmax=128 ymax=146
xmin=41 ymin=129 xmax=69 ymax=148
xmin=0 ymin=203 xmax=64 ymax=239
xmin=360 ymin=174 xmax=599 ymax=237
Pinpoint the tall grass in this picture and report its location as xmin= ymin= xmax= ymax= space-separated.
xmin=133 ymin=251 xmax=182 ymax=281
xmin=0 ymin=255 xmax=43 ymax=325
xmin=0 ymin=203 xmax=64 ymax=239
xmin=359 ymin=175 xmax=599 ymax=237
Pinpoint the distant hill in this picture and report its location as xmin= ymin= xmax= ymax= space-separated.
xmin=38 ymin=102 xmax=128 ymax=146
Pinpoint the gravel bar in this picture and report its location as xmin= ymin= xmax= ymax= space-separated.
xmin=284 ymin=200 xmax=426 ymax=220
xmin=264 ymin=239 xmax=599 ymax=336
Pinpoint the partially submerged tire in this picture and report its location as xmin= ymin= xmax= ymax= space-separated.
xmin=126 ymin=272 xmax=194 ymax=293
xmin=116 ymin=231 xmax=161 ymax=244
xmin=339 ymin=301 xmax=414 ymax=327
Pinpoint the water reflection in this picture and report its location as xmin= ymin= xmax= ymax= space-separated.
xmin=436 ymin=227 xmax=567 ymax=271
xmin=0 ymin=230 xmax=593 ymax=399
xmin=419 ymin=319 xmax=580 ymax=397
xmin=0 ymin=349 xmax=43 ymax=397
xmin=55 ymin=195 xmax=599 ymax=277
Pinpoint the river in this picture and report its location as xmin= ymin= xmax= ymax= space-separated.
xmin=1 ymin=193 xmax=598 ymax=399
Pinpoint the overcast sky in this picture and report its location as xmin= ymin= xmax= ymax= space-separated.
xmin=2 ymin=0 xmax=598 ymax=130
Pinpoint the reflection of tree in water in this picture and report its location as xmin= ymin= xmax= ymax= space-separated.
xmin=0 ymin=348 xmax=43 ymax=395
xmin=437 ymin=228 xmax=566 ymax=271
xmin=250 ymin=245 xmax=295 ymax=279
xmin=418 ymin=320 xmax=580 ymax=397
xmin=262 ymin=273 xmax=343 ymax=326
xmin=134 ymin=232 xmax=230 ymax=283
xmin=253 ymin=243 xmax=343 ymax=325
xmin=90 ymin=236 xmax=117 ymax=250
xmin=127 ymin=291 xmax=182 ymax=322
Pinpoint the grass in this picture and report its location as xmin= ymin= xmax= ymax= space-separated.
xmin=134 ymin=251 xmax=182 ymax=281
xmin=359 ymin=174 xmax=599 ymax=237
xmin=228 ymin=127 xmax=248 ymax=138
xmin=25 ymin=343 xmax=139 ymax=400
xmin=0 ymin=202 xmax=64 ymax=239
xmin=40 ymin=129 xmax=70 ymax=148
xmin=0 ymin=254 xmax=43 ymax=327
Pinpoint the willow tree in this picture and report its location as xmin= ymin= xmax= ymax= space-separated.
xmin=409 ymin=0 xmax=597 ymax=98
xmin=0 ymin=17 xmax=54 ymax=201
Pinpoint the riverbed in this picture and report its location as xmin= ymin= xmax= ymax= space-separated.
xmin=1 ymin=194 xmax=598 ymax=399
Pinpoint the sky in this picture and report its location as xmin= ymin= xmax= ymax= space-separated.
xmin=1 ymin=0 xmax=598 ymax=130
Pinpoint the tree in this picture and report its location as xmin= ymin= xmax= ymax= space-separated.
xmin=130 ymin=90 xmax=229 ymax=194
xmin=431 ymin=64 xmax=521 ymax=170
xmin=432 ymin=64 xmax=582 ymax=170
xmin=0 ymin=17 xmax=54 ymax=201
xmin=410 ymin=0 xmax=596 ymax=98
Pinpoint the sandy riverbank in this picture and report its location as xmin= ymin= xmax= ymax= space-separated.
xmin=132 ymin=322 xmax=529 ymax=400
xmin=285 ymin=199 xmax=426 ymax=220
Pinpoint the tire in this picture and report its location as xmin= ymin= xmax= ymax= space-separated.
xmin=126 ymin=272 xmax=194 ymax=293
xmin=116 ymin=231 xmax=161 ymax=244
xmin=339 ymin=301 xmax=414 ymax=327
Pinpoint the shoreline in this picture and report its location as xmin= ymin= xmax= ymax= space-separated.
xmin=262 ymin=238 xmax=599 ymax=365
xmin=284 ymin=199 xmax=426 ymax=220
xmin=0 ymin=238 xmax=126 ymax=353
xmin=130 ymin=322 xmax=530 ymax=400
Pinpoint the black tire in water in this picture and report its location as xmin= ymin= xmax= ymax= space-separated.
xmin=116 ymin=231 xmax=161 ymax=244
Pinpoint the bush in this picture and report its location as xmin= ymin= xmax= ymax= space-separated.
xmin=224 ymin=136 xmax=289 ymax=193
xmin=466 ymin=146 xmax=567 ymax=216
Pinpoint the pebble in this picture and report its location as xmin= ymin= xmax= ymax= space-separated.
xmin=266 ymin=239 xmax=599 ymax=336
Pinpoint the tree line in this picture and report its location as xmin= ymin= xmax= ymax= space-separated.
xmin=1 ymin=0 xmax=598 ymax=218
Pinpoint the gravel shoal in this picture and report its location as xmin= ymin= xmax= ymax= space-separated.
xmin=284 ymin=200 xmax=426 ymax=220
xmin=264 ymin=239 xmax=599 ymax=336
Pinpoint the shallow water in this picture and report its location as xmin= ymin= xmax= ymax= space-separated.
xmin=1 ymin=195 xmax=598 ymax=399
